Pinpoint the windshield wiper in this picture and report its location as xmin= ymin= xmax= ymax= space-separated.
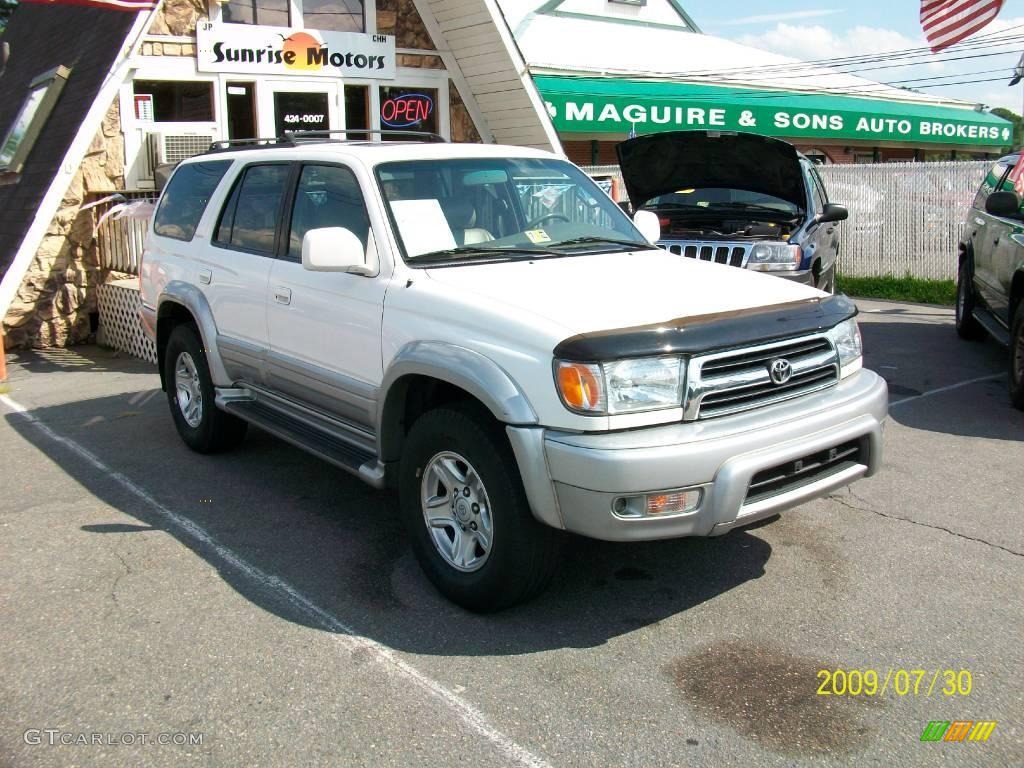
xmin=411 ymin=245 xmax=559 ymax=263
xmin=548 ymin=236 xmax=660 ymax=251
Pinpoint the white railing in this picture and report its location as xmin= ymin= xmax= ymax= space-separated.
xmin=92 ymin=192 xmax=157 ymax=275
xmin=582 ymin=160 xmax=994 ymax=281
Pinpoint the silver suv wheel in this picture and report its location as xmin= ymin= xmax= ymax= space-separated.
xmin=174 ymin=351 xmax=203 ymax=428
xmin=420 ymin=450 xmax=493 ymax=572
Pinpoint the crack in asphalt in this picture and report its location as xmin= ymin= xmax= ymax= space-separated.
xmin=108 ymin=549 xmax=133 ymax=609
xmin=829 ymin=490 xmax=1024 ymax=559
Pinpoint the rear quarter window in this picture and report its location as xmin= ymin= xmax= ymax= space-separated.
xmin=153 ymin=160 xmax=232 ymax=241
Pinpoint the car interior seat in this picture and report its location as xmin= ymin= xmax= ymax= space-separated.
xmin=442 ymin=198 xmax=494 ymax=246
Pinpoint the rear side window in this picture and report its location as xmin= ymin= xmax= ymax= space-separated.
xmin=153 ymin=160 xmax=231 ymax=241
xmin=287 ymin=164 xmax=370 ymax=260
xmin=974 ymin=160 xmax=1012 ymax=210
xmin=214 ymin=164 xmax=290 ymax=254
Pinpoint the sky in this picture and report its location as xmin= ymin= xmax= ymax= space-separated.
xmin=682 ymin=0 xmax=1024 ymax=114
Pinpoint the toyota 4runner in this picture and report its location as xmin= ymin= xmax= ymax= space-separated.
xmin=140 ymin=133 xmax=888 ymax=611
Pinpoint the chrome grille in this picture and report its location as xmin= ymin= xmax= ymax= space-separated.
xmin=684 ymin=335 xmax=839 ymax=420
xmin=659 ymin=240 xmax=748 ymax=268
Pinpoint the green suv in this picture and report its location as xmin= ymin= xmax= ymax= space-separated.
xmin=957 ymin=154 xmax=1024 ymax=410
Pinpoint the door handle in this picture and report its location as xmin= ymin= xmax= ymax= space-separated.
xmin=198 ymin=269 xmax=212 ymax=285
xmin=273 ymin=287 xmax=292 ymax=305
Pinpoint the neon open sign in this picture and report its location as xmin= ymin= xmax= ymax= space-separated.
xmin=381 ymin=93 xmax=433 ymax=128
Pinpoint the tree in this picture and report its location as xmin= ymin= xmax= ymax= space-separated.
xmin=0 ymin=0 xmax=17 ymax=33
xmin=992 ymin=107 xmax=1023 ymax=149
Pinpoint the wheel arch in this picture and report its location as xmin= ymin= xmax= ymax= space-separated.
xmin=377 ymin=342 xmax=538 ymax=465
xmin=156 ymin=282 xmax=229 ymax=389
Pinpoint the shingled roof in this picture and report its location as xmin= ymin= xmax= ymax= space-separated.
xmin=0 ymin=5 xmax=139 ymax=281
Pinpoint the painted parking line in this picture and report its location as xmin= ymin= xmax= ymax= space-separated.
xmin=0 ymin=393 xmax=553 ymax=768
xmin=888 ymin=373 xmax=1004 ymax=409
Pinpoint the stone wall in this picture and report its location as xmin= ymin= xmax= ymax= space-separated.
xmin=148 ymin=0 xmax=205 ymax=37
xmin=2 ymin=100 xmax=124 ymax=348
xmin=450 ymin=81 xmax=481 ymax=143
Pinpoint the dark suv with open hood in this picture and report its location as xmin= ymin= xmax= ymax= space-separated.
xmin=617 ymin=131 xmax=848 ymax=291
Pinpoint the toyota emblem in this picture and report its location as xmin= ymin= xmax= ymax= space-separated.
xmin=768 ymin=358 xmax=792 ymax=385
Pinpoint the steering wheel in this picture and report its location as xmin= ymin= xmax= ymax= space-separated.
xmin=526 ymin=212 xmax=570 ymax=228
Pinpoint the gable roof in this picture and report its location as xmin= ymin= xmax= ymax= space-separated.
xmin=0 ymin=6 xmax=140 ymax=281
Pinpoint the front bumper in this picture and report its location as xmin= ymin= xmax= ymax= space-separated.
xmin=507 ymin=368 xmax=887 ymax=541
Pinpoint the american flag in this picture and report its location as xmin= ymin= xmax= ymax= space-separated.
xmin=19 ymin=0 xmax=157 ymax=10
xmin=920 ymin=1 xmax=1005 ymax=52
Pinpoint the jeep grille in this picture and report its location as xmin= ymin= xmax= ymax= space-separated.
xmin=684 ymin=335 xmax=838 ymax=420
xmin=659 ymin=240 xmax=748 ymax=268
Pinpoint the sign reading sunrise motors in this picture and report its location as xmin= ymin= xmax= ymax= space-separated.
xmin=197 ymin=22 xmax=396 ymax=80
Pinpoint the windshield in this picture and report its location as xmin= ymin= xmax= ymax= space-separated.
xmin=643 ymin=187 xmax=800 ymax=217
xmin=376 ymin=157 xmax=650 ymax=264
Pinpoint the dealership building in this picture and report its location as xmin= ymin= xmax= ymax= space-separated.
xmin=0 ymin=0 xmax=1013 ymax=350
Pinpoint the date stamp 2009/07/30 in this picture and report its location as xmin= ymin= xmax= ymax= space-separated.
xmin=816 ymin=668 xmax=973 ymax=697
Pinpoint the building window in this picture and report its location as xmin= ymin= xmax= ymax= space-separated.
xmin=344 ymin=85 xmax=369 ymax=140
xmin=379 ymin=87 xmax=438 ymax=139
xmin=302 ymin=0 xmax=364 ymax=32
xmin=0 ymin=65 xmax=71 ymax=174
xmin=222 ymin=0 xmax=290 ymax=27
xmin=133 ymin=81 xmax=214 ymax=123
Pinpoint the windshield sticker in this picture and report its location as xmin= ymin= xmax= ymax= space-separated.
xmin=525 ymin=229 xmax=552 ymax=244
xmin=390 ymin=199 xmax=456 ymax=257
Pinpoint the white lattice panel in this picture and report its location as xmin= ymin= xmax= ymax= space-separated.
xmin=97 ymin=280 xmax=157 ymax=365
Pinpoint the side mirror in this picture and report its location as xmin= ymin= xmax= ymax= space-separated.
xmin=633 ymin=209 xmax=661 ymax=244
xmin=985 ymin=190 xmax=1020 ymax=218
xmin=302 ymin=227 xmax=373 ymax=275
xmin=817 ymin=203 xmax=848 ymax=224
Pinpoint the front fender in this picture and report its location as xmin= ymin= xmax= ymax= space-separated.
xmin=158 ymin=282 xmax=231 ymax=387
xmin=378 ymin=341 xmax=538 ymax=460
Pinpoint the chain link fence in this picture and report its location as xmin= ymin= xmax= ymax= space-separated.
xmin=582 ymin=160 xmax=993 ymax=281
xmin=818 ymin=160 xmax=990 ymax=281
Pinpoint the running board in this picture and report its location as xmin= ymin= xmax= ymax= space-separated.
xmin=972 ymin=308 xmax=1010 ymax=346
xmin=221 ymin=396 xmax=385 ymax=488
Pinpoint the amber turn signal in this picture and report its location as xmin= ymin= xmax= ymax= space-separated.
xmin=556 ymin=362 xmax=604 ymax=412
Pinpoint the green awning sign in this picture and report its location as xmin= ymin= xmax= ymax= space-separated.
xmin=534 ymin=76 xmax=1012 ymax=146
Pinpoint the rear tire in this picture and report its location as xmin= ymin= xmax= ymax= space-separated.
xmin=164 ymin=324 xmax=248 ymax=453
xmin=1010 ymin=303 xmax=1024 ymax=411
xmin=956 ymin=260 xmax=984 ymax=340
xmin=398 ymin=404 xmax=560 ymax=612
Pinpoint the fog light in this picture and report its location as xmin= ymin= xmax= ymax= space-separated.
xmin=646 ymin=489 xmax=701 ymax=515
xmin=611 ymin=487 xmax=703 ymax=519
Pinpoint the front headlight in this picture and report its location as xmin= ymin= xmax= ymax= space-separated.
xmin=747 ymin=243 xmax=802 ymax=272
xmin=555 ymin=357 xmax=684 ymax=414
xmin=826 ymin=318 xmax=863 ymax=378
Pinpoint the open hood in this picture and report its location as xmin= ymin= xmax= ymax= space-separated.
xmin=616 ymin=131 xmax=805 ymax=209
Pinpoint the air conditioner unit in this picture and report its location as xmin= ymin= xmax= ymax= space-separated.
xmin=137 ymin=129 xmax=218 ymax=189
xmin=147 ymin=129 xmax=218 ymax=166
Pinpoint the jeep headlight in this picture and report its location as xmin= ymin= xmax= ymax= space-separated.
xmin=555 ymin=357 xmax=684 ymax=414
xmin=747 ymin=243 xmax=802 ymax=272
xmin=826 ymin=318 xmax=863 ymax=379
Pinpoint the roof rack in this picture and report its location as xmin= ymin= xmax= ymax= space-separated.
xmin=203 ymin=129 xmax=448 ymax=156
xmin=206 ymin=136 xmax=295 ymax=153
xmin=283 ymin=129 xmax=448 ymax=143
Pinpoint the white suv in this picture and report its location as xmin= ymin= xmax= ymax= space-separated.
xmin=140 ymin=134 xmax=888 ymax=611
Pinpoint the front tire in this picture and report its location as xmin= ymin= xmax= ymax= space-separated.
xmin=1010 ymin=304 xmax=1024 ymax=411
xmin=164 ymin=324 xmax=248 ymax=453
xmin=399 ymin=405 xmax=560 ymax=612
xmin=956 ymin=260 xmax=984 ymax=340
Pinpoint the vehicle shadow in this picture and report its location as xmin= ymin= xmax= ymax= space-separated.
xmin=860 ymin=316 xmax=1022 ymax=441
xmin=5 ymin=389 xmax=773 ymax=656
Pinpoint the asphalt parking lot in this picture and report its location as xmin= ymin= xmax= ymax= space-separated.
xmin=1 ymin=298 xmax=1021 ymax=768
